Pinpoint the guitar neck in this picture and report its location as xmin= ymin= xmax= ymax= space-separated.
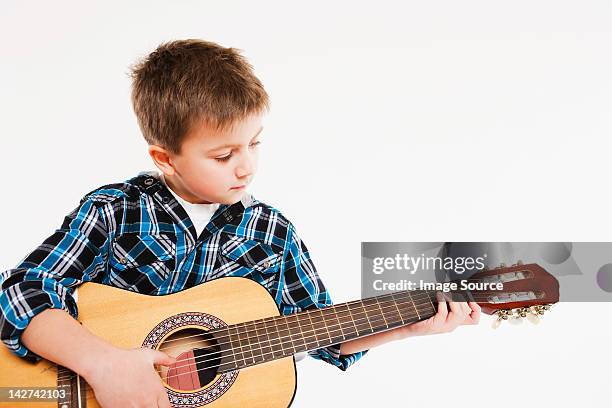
xmin=216 ymin=290 xmax=438 ymax=372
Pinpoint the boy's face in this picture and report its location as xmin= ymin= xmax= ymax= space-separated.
xmin=150 ymin=113 xmax=263 ymax=205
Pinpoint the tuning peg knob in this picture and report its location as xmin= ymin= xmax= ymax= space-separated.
xmin=509 ymin=316 xmax=523 ymax=325
xmin=492 ymin=309 xmax=513 ymax=329
xmin=526 ymin=313 xmax=541 ymax=325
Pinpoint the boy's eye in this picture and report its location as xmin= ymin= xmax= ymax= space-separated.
xmin=215 ymin=153 xmax=232 ymax=162
xmin=214 ymin=141 xmax=260 ymax=162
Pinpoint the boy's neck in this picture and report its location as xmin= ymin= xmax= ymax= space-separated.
xmin=161 ymin=174 xmax=214 ymax=205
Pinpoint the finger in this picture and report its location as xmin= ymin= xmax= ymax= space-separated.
xmin=446 ymin=301 xmax=464 ymax=326
xmin=459 ymin=302 xmax=472 ymax=320
xmin=151 ymin=349 xmax=177 ymax=366
xmin=469 ymin=301 xmax=481 ymax=313
xmin=157 ymin=391 xmax=172 ymax=408
xmin=468 ymin=301 xmax=481 ymax=324
xmin=434 ymin=292 xmax=448 ymax=325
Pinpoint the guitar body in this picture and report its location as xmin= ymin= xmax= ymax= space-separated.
xmin=0 ymin=277 xmax=297 ymax=407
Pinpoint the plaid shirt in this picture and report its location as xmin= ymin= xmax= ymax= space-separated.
xmin=0 ymin=172 xmax=365 ymax=370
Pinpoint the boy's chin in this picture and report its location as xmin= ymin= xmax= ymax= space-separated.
xmin=218 ymin=190 xmax=247 ymax=205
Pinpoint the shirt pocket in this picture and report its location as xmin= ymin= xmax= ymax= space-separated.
xmin=220 ymin=235 xmax=282 ymax=275
xmin=108 ymin=233 xmax=177 ymax=292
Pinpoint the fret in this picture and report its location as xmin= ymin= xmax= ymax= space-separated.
xmin=320 ymin=308 xmax=345 ymax=345
xmin=308 ymin=308 xmax=328 ymax=346
xmin=215 ymin=328 xmax=239 ymax=371
xmin=330 ymin=305 xmax=347 ymax=342
xmin=276 ymin=315 xmax=296 ymax=355
xmin=361 ymin=298 xmax=387 ymax=332
xmin=318 ymin=308 xmax=333 ymax=344
xmin=359 ymin=299 xmax=375 ymax=333
xmin=422 ymin=290 xmax=438 ymax=317
xmin=390 ymin=293 xmax=405 ymax=325
xmin=373 ymin=296 xmax=389 ymax=329
xmin=335 ymin=303 xmax=359 ymax=340
xmin=294 ymin=313 xmax=318 ymax=350
xmin=348 ymin=301 xmax=373 ymax=336
xmin=238 ymin=321 xmax=256 ymax=365
xmin=379 ymin=294 xmax=405 ymax=329
xmin=264 ymin=317 xmax=284 ymax=359
xmin=228 ymin=324 xmax=246 ymax=368
xmin=286 ymin=315 xmax=307 ymax=352
xmin=412 ymin=290 xmax=436 ymax=319
xmin=403 ymin=291 xmax=420 ymax=320
xmin=394 ymin=291 xmax=421 ymax=324
xmin=301 ymin=311 xmax=321 ymax=349
xmin=253 ymin=320 xmax=272 ymax=362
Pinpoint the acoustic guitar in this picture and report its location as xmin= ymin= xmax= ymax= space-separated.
xmin=0 ymin=263 xmax=559 ymax=407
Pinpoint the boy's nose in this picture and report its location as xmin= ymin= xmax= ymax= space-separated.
xmin=235 ymin=155 xmax=254 ymax=178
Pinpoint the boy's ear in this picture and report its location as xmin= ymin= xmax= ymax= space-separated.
xmin=148 ymin=145 xmax=176 ymax=176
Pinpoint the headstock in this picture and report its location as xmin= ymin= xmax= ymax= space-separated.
xmin=451 ymin=262 xmax=559 ymax=329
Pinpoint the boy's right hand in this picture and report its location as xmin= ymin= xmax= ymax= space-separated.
xmin=83 ymin=346 xmax=176 ymax=408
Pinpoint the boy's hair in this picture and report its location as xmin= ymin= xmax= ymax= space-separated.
xmin=130 ymin=39 xmax=269 ymax=153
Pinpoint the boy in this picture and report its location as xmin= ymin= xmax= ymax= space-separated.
xmin=0 ymin=39 xmax=480 ymax=407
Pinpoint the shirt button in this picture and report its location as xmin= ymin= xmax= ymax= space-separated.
xmin=144 ymin=178 xmax=154 ymax=186
xmin=162 ymin=196 xmax=170 ymax=204
xmin=119 ymin=257 xmax=128 ymax=265
xmin=263 ymin=261 xmax=271 ymax=269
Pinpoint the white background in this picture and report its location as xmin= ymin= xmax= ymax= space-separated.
xmin=1 ymin=1 xmax=610 ymax=406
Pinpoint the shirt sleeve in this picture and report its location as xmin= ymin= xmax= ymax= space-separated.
xmin=0 ymin=196 xmax=109 ymax=363
xmin=277 ymin=223 xmax=367 ymax=371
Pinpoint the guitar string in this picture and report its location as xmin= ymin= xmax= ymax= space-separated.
xmin=61 ymin=287 xmax=540 ymax=395
xmin=155 ymin=292 xmax=493 ymax=354
xmin=57 ymin=292 xmax=440 ymax=394
xmin=157 ymin=289 xmax=440 ymax=347
xmin=57 ymin=289 xmax=492 ymax=385
xmin=133 ymin=272 xmax=519 ymax=350
xmin=56 ymin=288 xmax=513 ymax=386
xmin=56 ymin=289 xmax=511 ymax=384
xmin=54 ymin=271 xmax=538 ymax=397
xmin=55 ymin=273 xmax=532 ymax=387
xmin=154 ymin=290 xmax=498 ymax=355
xmin=138 ymin=288 xmax=497 ymax=351
xmin=55 ymin=290 xmax=440 ymax=385
xmin=158 ymin=291 xmax=493 ymax=379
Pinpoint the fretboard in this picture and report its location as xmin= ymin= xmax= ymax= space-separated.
xmin=215 ymin=290 xmax=438 ymax=372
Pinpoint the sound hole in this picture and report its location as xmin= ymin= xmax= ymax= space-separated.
xmin=157 ymin=327 xmax=221 ymax=391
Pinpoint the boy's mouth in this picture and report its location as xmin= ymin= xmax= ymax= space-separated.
xmin=230 ymin=185 xmax=246 ymax=190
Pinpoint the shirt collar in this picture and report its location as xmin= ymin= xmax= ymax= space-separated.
xmin=128 ymin=171 xmax=255 ymax=243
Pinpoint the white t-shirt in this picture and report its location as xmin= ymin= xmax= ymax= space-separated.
xmin=160 ymin=174 xmax=220 ymax=238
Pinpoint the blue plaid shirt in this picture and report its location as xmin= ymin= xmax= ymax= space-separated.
xmin=0 ymin=172 xmax=366 ymax=370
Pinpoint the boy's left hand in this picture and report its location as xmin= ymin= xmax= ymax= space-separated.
xmin=396 ymin=294 xmax=481 ymax=339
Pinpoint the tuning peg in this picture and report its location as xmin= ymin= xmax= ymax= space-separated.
xmin=516 ymin=307 xmax=530 ymax=318
xmin=491 ymin=319 xmax=502 ymax=329
xmin=509 ymin=316 xmax=523 ymax=325
xmin=491 ymin=309 xmax=512 ymax=329
xmin=526 ymin=313 xmax=540 ymax=325
xmin=532 ymin=305 xmax=548 ymax=315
